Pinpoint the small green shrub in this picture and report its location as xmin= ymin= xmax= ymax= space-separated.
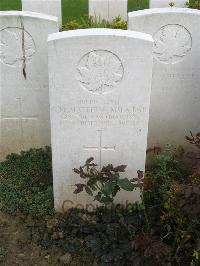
xmin=62 ymin=19 xmax=80 ymax=30
xmin=187 ymin=0 xmax=200 ymax=8
xmin=110 ymin=16 xmax=127 ymax=29
xmin=142 ymin=140 xmax=200 ymax=265
xmin=0 ymin=147 xmax=54 ymax=216
xmin=144 ymin=145 xmax=189 ymax=212
xmin=62 ymin=16 xmax=127 ymax=31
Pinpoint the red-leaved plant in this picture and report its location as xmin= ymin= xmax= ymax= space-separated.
xmin=73 ymin=157 xmax=143 ymax=205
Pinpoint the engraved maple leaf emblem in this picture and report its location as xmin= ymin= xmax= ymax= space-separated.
xmin=154 ymin=25 xmax=192 ymax=64
xmin=0 ymin=28 xmax=35 ymax=67
xmin=77 ymin=51 xmax=123 ymax=94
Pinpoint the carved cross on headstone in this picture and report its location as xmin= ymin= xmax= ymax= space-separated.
xmin=83 ymin=130 xmax=116 ymax=168
xmin=2 ymin=97 xmax=38 ymax=149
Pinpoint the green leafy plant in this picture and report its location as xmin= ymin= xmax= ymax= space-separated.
xmin=62 ymin=15 xmax=127 ymax=31
xmin=62 ymin=19 xmax=80 ymax=30
xmin=187 ymin=0 xmax=200 ymax=9
xmin=0 ymin=147 xmax=54 ymax=216
xmin=108 ymin=16 xmax=127 ymax=30
xmin=73 ymin=157 xmax=135 ymax=205
xmin=144 ymin=145 xmax=188 ymax=213
xmin=0 ymin=247 xmax=8 ymax=261
xmin=143 ymin=139 xmax=200 ymax=265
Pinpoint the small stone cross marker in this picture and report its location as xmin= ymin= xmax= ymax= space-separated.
xmin=83 ymin=130 xmax=116 ymax=168
xmin=2 ymin=97 xmax=38 ymax=149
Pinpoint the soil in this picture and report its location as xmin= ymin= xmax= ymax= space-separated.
xmin=0 ymin=212 xmax=62 ymax=266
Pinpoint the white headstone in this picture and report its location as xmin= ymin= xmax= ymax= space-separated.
xmin=150 ymin=0 xmax=187 ymax=8
xmin=0 ymin=11 xmax=59 ymax=160
xmin=89 ymin=0 xmax=128 ymax=22
xmin=48 ymin=29 xmax=153 ymax=211
xmin=22 ymin=0 xmax=62 ymax=26
xmin=128 ymin=8 xmax=200 ymax=152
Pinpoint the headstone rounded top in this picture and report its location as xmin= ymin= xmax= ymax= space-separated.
xmin=48 ymin=28 xmax=153 ymax=43
xmin=128 ymin=8 xmax=200 ymax=18
xmin=0 ymin=11 xmax=58 ymax=23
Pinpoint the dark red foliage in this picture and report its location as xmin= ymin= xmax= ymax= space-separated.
xmin=131 ymin=233 xmax=171 ymax=265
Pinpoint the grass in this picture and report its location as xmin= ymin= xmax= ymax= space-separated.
xmin=0 ymin=0 xmax=149 ymax=24
xmin=62 ymin=0 xmax=88 ymax=23
xmin=128 ymin=0 xmax=149 ymax=12
xmin=0 ymin=0 xmax=22 ymax=11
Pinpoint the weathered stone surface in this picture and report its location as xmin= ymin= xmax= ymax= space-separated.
xmin=48 ymin=29 xmax=153 ymax=211
xmin=22 ymin=0 xmax=62 ymax=26
xmin=0 ymin=11 xmax=59 ymax=160
xmin=128 ymin=8 xmax=200 ymax=152
xmin=89 ymin=0 xmax=128 ymax=21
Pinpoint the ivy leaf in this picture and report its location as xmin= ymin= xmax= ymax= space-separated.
xmin=117 ymin=178 xmax=134 ymax=191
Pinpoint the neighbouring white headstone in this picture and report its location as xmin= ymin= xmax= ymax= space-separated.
xmin=0 ymin=11 xmax=59 ymax=160
xmin=22 ymin=0 xmax=62 ymax=26
xmin=48 ymin=29 xmax=153 ymax=211
xmin=128 ymin=8 xmax=200 ymax=152
xmin=89 ymin=0 xmax=128 ymax=22
xmin=150 ymin=0 xmax=187 ymax=8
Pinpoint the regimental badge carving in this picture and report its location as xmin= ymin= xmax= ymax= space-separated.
xmin=153 ymin=24 xmax=192 ymax=64
xmin=77 ymin=50 xmax=124 ymax=94
xmin=0 ymin=27 xmax=36 ymax=67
